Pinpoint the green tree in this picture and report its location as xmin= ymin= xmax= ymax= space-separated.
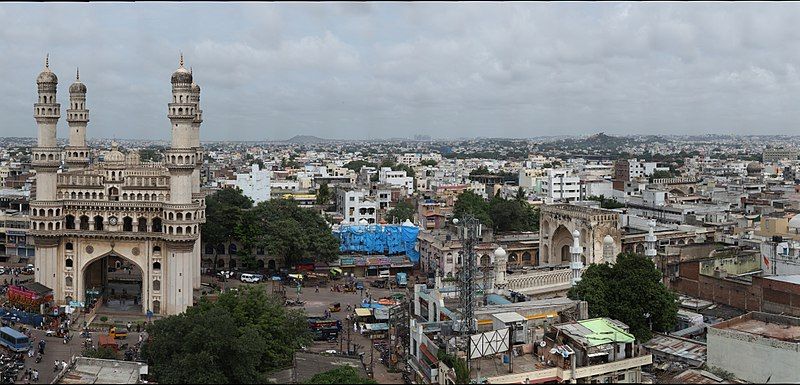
xmin=316 ymin=183 xmax=331 ymax=205
xmin=515 ymin=187 xmax=526 ymax=201
xmin=587 ymin=195 xmax=625 ymax=210
xmin=437 ymin=351 xmax=469 ymax=384
xmin=139 ymin=147 xmax=164 ymax=162
xmin=420 ymin=159 xmax=438 ymax=167
xmin=142 ymin=286 xmax=311 ymax=384
xmin=453 ymin=191 xmax=492 ymax=227
xmin=649 ymin=170 xmax=675 ymax=181
xmin=343 ymin=160 xmax=376 ymax=172
xmin=304 ymin=366 xmax=377 ymax=384
xmin=202 ymin=188 xmax=253 ymax=272
xmin=387 ymin=200 xmax=415 ymax=223
xmin=83 ymin=346 xmax=119 ymax=360
xmin=236 ymin=199 xmax=339 ymax=269
xmin=568 ymin=252 xmax=678 ymax=341
xmin=469 ymin=165 xmax=490 ymax=176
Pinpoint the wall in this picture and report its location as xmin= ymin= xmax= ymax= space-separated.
xmin=707 ymin=318 xmax=800 ymax=383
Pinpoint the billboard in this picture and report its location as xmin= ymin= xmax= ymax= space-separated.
xmin=469 ymin=328 xmax=510 ymax=359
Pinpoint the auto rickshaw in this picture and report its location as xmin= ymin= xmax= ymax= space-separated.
xmin=328 ymin=303 xmax=341 ymax=312
xmin=109 ymin=326 xmax=128 ymax=340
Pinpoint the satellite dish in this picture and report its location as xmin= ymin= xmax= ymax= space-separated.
xmin=539 ymin=341 xmax=546 ymax=348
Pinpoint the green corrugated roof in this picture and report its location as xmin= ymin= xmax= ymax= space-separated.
xmin=579 ymin=318 xmax=635 ymax=346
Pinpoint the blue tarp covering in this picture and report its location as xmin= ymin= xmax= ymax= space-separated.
xmin=336 ymin=223 xmax=420 ymax=264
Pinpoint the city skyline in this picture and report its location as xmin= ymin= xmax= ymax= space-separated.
xmin=4 ymin=2 xmax=800 ymax=140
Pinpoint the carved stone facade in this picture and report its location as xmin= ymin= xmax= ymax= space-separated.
xmin=30 ymin=56 xmax=205 ymax=315
xmin=539 ymin=204 xmax=622 ymax=265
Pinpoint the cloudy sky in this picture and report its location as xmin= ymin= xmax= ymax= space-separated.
xmin=3 ymin=2 xmax=800 ymax=141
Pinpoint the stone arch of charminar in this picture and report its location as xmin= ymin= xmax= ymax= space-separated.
xmin=538 ymin=204 xmax=623 ymax=267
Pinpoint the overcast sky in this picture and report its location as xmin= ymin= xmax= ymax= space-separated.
xmin=3 ymin=2 xmax=800 ymax=141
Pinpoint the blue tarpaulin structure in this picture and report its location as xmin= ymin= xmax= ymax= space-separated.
xmin=0 ymin=309 xmax=44 ymax=327
xmin=336 ymin=222 xmax=420 ymax=264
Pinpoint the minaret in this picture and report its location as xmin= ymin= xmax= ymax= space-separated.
xmin=603 ymin=234 xmax=616 ymax=264
xmin=31 ymin=54 xmax=63 ymax=292
xmin=645 ymin=220 xmax=658 ymax=261
xmin=65 ymin=68 xmax=90 ymax=170
xmin=570 ymin=229 xmax=584 ymax=286
xmin=163 ymin=54 xmax=200 ymax=314
xmin=189 ymin=71 xmax=204 ymax=290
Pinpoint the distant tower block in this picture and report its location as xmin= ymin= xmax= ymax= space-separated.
xmin=570 ymin=229 xmax=584 ymax=286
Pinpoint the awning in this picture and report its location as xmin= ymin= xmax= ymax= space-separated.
xmin=364 ymin=323 xmax=389 ymax=331
xmin=355 ymin=308 xmax=372 ymax=317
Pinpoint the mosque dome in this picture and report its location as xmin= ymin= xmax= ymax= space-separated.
xmin=171 ymin=54 xmax=192 ymax=84
xmin=191 ymin=81 xmax=200 ymax=94
xmin=104 ymin=142 xmax=125 ymax=164
xmin=603 ymin=235 xmax=614 ymax=245
xmin=125 ymin=151 xmax=141 ymax=164
xmin=69 ymin=69 xmax=86 ymax=94
xmin=747 ymin=162 xmax=763 ymax=175
xmin=37 ymin=69 xmax=57 ymax=85
xmin=789 ymin=214 xmax=800 ymax=230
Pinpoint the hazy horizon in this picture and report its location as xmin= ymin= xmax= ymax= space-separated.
xmin=4 ymin=2 xmax=800 ymax=141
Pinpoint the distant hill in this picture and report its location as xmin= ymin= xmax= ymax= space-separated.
xmin=285 ymin=135 xmax=328 ymax=144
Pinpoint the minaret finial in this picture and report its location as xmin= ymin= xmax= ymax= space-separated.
xmin=76 ymin=67 xmax=80 ymax=81
xmin=180 ymin=52 xmax=184 ymax=68
xmin=45 ymin=53 xmax=49 ymax=69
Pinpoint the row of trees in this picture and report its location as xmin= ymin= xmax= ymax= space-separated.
xmin=142 ymin=287 xmax=310 ymax=383
xmin=453 ymin=190 xmax=539 ymax=232
xmin=201 ymin=188 xmax=339 ymax=271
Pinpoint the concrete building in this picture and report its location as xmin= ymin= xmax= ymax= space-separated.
xmin=31 ymin=56 xmax=205 ymax=315
xmin=336 ymin=189 xmax=377 ymax=224
xmin=707 ymin=312 xmax=800 ymax=383
xmin=379 ymin=167 xmax=414 ymax=195
xmin=762 ymin=147 xmax=798 ymax=163
xmin=541 ymin=169 xmax=581 ymax=203
xmin=233 ymin=163 xmax=271 ymax=203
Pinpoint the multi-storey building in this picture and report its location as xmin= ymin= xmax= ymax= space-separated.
xmin=30 ymin=55 xmax=205 ymax=315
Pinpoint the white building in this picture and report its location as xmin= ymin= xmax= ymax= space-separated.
xmin=379 ymin=167 xmax=414 ymax=195
xmin=397 ymin=153 xmax=421 ymax=165
xmin=233 ymin=164 xmax=271 ymax=203
xmin=542 ymin=169 xmax=582 ymax=203
xmin=337 ymin=189 xmax=377 ymax=224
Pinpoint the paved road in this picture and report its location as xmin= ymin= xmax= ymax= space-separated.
xmin=9 ymin=328 xmax=142 ymax=384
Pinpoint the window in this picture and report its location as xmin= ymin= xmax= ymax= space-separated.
xmin=152 ymin=218 xmax=162 ymax=232
xmin=138 ymin=217 xmax=147 ymax=232
xmin=79 ymin=216 xmax=89 ymax=230
xmin=93 ymin=216 xmax=103 ymax=231
xmin=123 ymin=217 xmax=133 ymax=232
xmin=153 ymin=261 xmax=161 ymax=270
xmin=153 ymin=280 xmax=161 ymax=291
xmin=153 ymin=246 xmax=161 ymax=254
xmin=65 ymin=242 xmax=73 ymax=251
xmin=229 ymin=244 xmax=237 ymax=255
xmin=65 ymin=259 xmax=73 ymax=268
xmin=65 ymin=215 xmax=75 ymax=230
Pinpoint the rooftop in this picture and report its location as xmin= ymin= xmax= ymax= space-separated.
xmin=763 ymin=274 xmax=800 ymax=285
xmin=58 ymin=357 xmax=146 ymax=384
xmin=711 ymin=312 xmax=800 ymax=342
xmin=554 ymin=318 xmax=635 ymax=347
xmin=644 ymin=334 xmax=707 ymax=367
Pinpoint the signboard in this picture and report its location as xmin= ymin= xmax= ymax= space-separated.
xmin=469 ymin=328 xmax=510 ymax=359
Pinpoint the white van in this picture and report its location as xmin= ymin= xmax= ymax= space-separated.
xmin=378 ymin=269 xmax=390 ymax=279
xmin=240 ymin=273 xmax=261 ymax=283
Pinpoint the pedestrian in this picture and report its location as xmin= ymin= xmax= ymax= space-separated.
xmin=127 ymin=322 xmax=132 ymax=332
xmin=28 ymin=347 xmax=33 ymax=358
xmin=33 ymin=369 xmax=38 ymax=382
xmin=315 ymin=285 xmax=319 ymax=293
xmin=136 ymin=323 xmax=141 ymax=333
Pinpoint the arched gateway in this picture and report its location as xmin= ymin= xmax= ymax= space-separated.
xmin=29 ymin=56 xmax=205 ymax=315
xmin=539 ymin=204 xmax=622 ymax=266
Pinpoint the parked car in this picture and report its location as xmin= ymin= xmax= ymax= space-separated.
xmin=240 ymin=273 xmax=263 ymax=283
xmin=370 ymin=279 xmax=387 ymax=289
xmin=355 ymin=281 xmax=364 ymax=290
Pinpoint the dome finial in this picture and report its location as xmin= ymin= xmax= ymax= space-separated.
xmin=76 ymin=67 xmax=79 ymax=81
xmin=180 ymin=52 xmax=184 ymax=68
xmin=45 ymin=53 xmax=49 ymax=69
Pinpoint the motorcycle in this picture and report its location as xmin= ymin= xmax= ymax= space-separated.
xmin=35 ymin=354 xmax=42 ymax=364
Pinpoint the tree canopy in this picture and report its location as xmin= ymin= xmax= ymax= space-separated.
xmin=142 ymin=286 xmax=310 ymax=384
xmin=587 ymin=195 xmax=625 ymax=210
xmin=386 ymin=200 xmax=415 ymax=223
xmin=316 ymin=183 xmax=332 ymax=205
xmin=420 ymin=159 xmax=438 ymax=167
xmin=568 ymin=252 xmax=678 ymax=341
xmin=236 ymin=199 xmax=339 ymax=269
xmin=454 ymin=191 xmax=539 ymax=233
xmin=304 ymin=366 xmax=377 ymax=384
xmin=202 ymin=188 xmax=254 ymax=269
xmin=343 ymin=160 xmax=376 ymax=172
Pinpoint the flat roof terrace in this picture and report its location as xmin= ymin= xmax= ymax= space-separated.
xmin=711 ymin=312 xmax=800 ymax=342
